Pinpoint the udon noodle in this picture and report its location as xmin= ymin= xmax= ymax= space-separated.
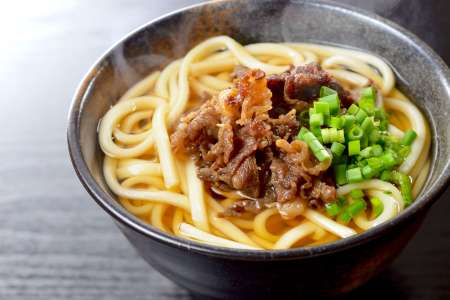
xmin=99 ymin=36 xmax=430 ymax=250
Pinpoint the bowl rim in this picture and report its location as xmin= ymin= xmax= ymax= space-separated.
xmin=67 ymin=0 xmax=450 ymax=260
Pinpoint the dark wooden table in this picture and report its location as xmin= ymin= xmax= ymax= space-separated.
xmin=1 ymin=1 xmax=449 ymax=299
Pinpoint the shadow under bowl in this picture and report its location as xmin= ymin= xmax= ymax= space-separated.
xmin=67 ymin=0 xmax=450 ymax=298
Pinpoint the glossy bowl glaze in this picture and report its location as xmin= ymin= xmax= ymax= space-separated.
xmin=67 ymin=0 xmax=450 ymax=298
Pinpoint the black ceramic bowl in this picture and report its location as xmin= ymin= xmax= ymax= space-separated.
xmin=68 ymin=0 xmax=450 ymax=298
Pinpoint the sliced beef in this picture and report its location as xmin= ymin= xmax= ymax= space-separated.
xmin=269 ymin=109 xmax=299 ymax=141
xmin=171 ymin=100 xmax=220 ymax=156
xmin=270 ymin=139 xmax=335 ymax=204
xmin=171 ymin=65 xmax=344 ymax=218
xmin=267 ymin=63 xmax=355 ymax=116
xmin=172 ymin=69 xmax=274 ymax=197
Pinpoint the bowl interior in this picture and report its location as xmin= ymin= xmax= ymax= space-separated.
xmin=70 ymin=0 xmax=450 ymax=256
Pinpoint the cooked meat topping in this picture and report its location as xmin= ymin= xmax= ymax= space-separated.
xmin=267 ymin=63 xmax=355 ymax=117
xmin=171 ymin=63 xmax=346 ymax=217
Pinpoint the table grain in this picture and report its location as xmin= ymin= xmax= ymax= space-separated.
xmin=0 ymin=1 xmax=449 ymax=299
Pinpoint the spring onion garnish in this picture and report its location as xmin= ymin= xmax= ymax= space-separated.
xmin=347 ymin=199 xmax=367 ymax=216
xmin=321 ymin=128 xmax=345 ymax=144
xmin=335 ymin=164 xmax=348 ymax=185
xmin=331 ymin=142 xmax=345 ymax=158
xmin=319 ymin=94 xmax=340 ymax=115
xmin=296 ymin=85 xmax=417 ymax=208
xmin=325 ymin=202 xmax=341 ymax=217
xmin=329 ymin=116 xmax=343 ymax=129
xmin=348 ymin=126 xmax=363 ymax=140
xmin=350 ymin=189 xmax=364 ymax=199
xmin=310 ymin=112 xmax=324 ymax=127
xmin=358 ymin=87 xmax=376 ymax=113
xmin=391 ymin=171 xmax=413 ymax=206
xmin=370 ymin=197 xmax=383 ymax=218
xmin=343 ymin=115 xmax=356 ymax=130
xmin=337 ymin=198 xmax=367 ymax=224
xmin=320 ymin=86 xmax=337 ymax=97
xmin=401 ymin=129 xmax=417 ymax=146
xmin=380 ymin=170 xmax=392 ymax=181
xmin=348 ymin=140 xmax=361 ymax=156
xmin=298 ymin=128 xmax=331 ymax=162
xmin=346 ymin=167 xmax=363 ymax=183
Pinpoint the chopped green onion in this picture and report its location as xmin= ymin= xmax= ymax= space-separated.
xmin=320 ymin=86 xmax=337 ymax=97
xmin=374 ymin=108 xmax=387 ymax=121
xmin=350 ymin=189 xmax=364 ymax=199
xmin=360 ymin=134 xmax=368 ymax=149
xmin=314 ymin=102 xmax=330 ymax=117
xmin=369 ymin=130 xmax=380 ymax=144
xmin=361 ymin=117 xmax=374 ymax=133
xmin=321 ymin=128 xmax=332 ymax=144
xmin=347 ymin=167 xmax=363 ymax=183
xmin=397 ymin=146 xmax=411 ymax=161
xmin=310 ymin=113 xmax=324 ymax=127
xmin=300 ymin=130 xmax=331 ymax=162
xmin=358 ymin=87 xmax=376 ymax=113
xmin=361 ymin=86 xmax=376 ymax=100
xmin=347 ymin=104 xmax=359 ymax=115
xmin=362 ymin=165 xmax=376 ymax=179
xmin=343 ymin=115 xmax=356 ymax=130
xmin=317 ymin=149 xmax=331 ymax=162
xmin=298 ymin=86 xmax=416 ymax=191
xmin=338 ymin=130 xmax=345 ymax=143
xmin=370 ymin=197 xmax=383 ymax=218
xmin=347 ymin=163 xmax=357 ymax=170
xmin=401 ymin=130 xmax=417 ymax=146
xmin=379 ymin=119 xmax=389 ymax=131
xmin=337 ymin=196 xmax=347 ymax=207
xmin=297 ymin=127 xmax=309 ymax=140
xmin=380 ymin=170 xmax=392 ymax=181
xmin=347 ymin=199 xmax=367 ymax=217
xmin=391 ymin=171 xmax=413 ymax=206
xmin=367 ymin=157 xmax=383 ymax=170
xmin=357 ymin=159 xmax=368 ymax=168
xmin=331 ymin=142 xmax=346 ymax=158
xmin=382 ymin=134 xmax=400 ymax=148
xmin=360 ymin=146 xmax=373 ymax=158
xmin=321 ymin=128 xmax=344 ymax=144
xmin=338 ymin=211 xmax=352 ymax=224
xmin=380 ymin=151 xmax=398 ymax=169
xmin=348 ymin=126 xmax=363 ymax=140
xmin=330 ymin=116 xmax=343 ymax=129
xmin=371 ymin=144 xmax=383 ymax=157
xmin=309 ymin=139 xmax=324 ymax=153
xmin=325 ymin=202 xmax=341 ymax=217
xmin=335 ymin=164 xmax=348 ymax=185
xmin=348 ymin=140 xmax=361 ymax=156
xmin=319 ymin=94 xmax=340 ymax=115
xmin=321 ymin=128 xmax=330 ymax=144
xmin=311 ymin=127 xmax=322 ymax=141
xmin=355 ymin=108 xmax=368 ymax=123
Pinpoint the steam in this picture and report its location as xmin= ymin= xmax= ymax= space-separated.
xmin=109 ymin=0 xmax=443 ymax=96
xmin=110 ymin=44 xmax=166 ymax=89
xmin=109 ymin=11 xmax=201 ymax=95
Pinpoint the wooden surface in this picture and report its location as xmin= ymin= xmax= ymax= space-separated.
xmin=1 ymin=1 xmax=449 ymax=299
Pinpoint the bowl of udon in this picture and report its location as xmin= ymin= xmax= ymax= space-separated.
xmin=67 ymin=0 xmax=450 ymax=298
